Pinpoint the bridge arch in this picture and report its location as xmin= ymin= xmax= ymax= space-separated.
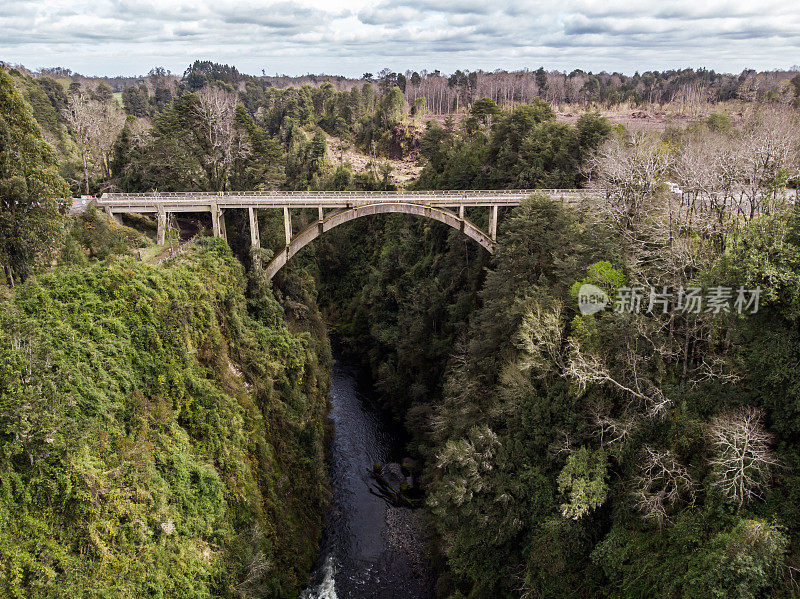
xmin=264 ymin=202 xmax=494 ymax=278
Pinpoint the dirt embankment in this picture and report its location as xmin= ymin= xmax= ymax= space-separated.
xmin=324 ymin=133 xmax=423 ymax=187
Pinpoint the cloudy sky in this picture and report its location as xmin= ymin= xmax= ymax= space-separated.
xmin=1 ymin=0 xmax=798 ymax=77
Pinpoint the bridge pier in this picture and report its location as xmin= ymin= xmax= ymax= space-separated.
xmin=105 ymin=207 xmax=123 ymax=226
xmin=211 ymin=202 xmax=222 ymax=238
xmin=249 ymin=207 xmax=260 ymax=248
xmin=219 ymin=209 xmax=227 ymax=241
xmin=317 ymin=206 xmax=324 ymax=235
xmin=157 ymin=207 xmax=167 ymax=245
xmin=283 ymin=207 xmax=292 ymax=247
xmin=489 ymin=205 xmax=498 ymax=241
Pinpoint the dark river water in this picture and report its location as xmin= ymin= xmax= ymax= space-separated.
xmin=300 ymin=351 xmax=433 ymax=599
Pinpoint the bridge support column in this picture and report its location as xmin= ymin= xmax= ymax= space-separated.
xmin=489 ymin=205 xmax=498 ymax=241
xmin=219 ymin=210 xmax=227 ymax=241
xmin=157 ymin=207 xmax=167 ymax=245
xmin=458 ymin=204 xmax=465 ymax=231
xmin=317 ymin=206 xmax=324 ymax=234
xmin=249 ymin=207 xmax=260 ymax=248
xmin=283 ymin=207 xmax=292 ymax=247
xmin=211 ymin=202 xmax=221 ymax=238
xmin=105 ymin=207 xmax=123 ymax=226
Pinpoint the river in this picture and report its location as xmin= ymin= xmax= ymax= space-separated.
xmin=300 ymin=350 xmax=434 ymax=599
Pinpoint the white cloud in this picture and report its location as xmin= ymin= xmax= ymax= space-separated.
xmin=0 ymin=0 xmax=797 ymax=76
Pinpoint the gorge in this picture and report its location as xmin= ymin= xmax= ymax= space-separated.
xmin=2 ymin=61 xmax=800 ymax=598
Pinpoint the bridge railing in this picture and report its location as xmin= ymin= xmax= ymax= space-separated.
xmin=99 ymin=189 xmax=598 ymax=200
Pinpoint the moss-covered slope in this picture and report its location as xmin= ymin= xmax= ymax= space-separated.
xmin=0 ymin=238 xmax=329 ymax=597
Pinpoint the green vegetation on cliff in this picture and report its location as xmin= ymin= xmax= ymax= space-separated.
xmin=0 ymin=239 xmax=329 ymax=597
xmin=0 ymin=68 xmax=70 ymax=285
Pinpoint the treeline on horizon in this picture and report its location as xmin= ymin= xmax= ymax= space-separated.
xmin=5 ymin=59 xmax=800 ymax=112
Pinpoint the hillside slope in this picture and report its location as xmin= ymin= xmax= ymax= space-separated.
xmin=0 ymin=239 xmax=329 ymax=597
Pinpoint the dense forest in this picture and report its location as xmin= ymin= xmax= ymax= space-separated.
xmin=7 ymin=60 xmax=800 ymax=116
xmin=2 ymin=58 xmax=800 ymax=598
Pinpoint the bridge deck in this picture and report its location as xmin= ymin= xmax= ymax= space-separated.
xmin=97 ymin=189 xmax=596 ymax=211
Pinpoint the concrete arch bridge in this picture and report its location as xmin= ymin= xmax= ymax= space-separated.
xmin=96 ymin=190 xmax=595 ymax=278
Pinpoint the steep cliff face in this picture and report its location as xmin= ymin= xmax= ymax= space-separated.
xmin=0 ymin=238 xmax=330 ymax=597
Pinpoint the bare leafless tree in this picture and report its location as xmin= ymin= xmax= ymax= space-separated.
xmin=63 ymin=92 xmax=94 ymax=194
xmin=709 ymin=406 xmax=777 ymax=507
xmin=93 ymin=100 xmax=126 ymax=187
xmin=589 ymin=132 xmax=672 ymax=232
xmin=192 ymin=87 xmax=238 ymax=190
xmin=566 ymin=337 xmax=672 ymax=418
xmin=738 ymin=107 xmax=800 ymax=218
xmin=632 ymin=446 xmax=695 ymax=527
xmin=125 ymin=117 xmax=153 ymax=148
xmin=62 ymin=93 xmax=125 ymax=193
xmin=591 ymin=407 xmax=638 ymax=449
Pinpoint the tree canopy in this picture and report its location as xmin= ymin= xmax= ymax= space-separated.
xmin=0 ymin=68 xmax=69 ymax=284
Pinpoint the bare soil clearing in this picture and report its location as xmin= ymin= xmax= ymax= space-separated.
xmin=324 ymin=133 xmax=423 ymax=187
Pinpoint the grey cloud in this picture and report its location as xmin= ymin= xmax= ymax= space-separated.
xmin=0 ymin=0 xmax=798 ymax=76
xmin=0 ymin=2 xmax=38 ymax=18
xmin=359 ymin=0 xmax=494 ymax=22
xmin=216 ymin=2 xmax=326 ymax=28
xmin=357 ymin=6 xmax=422 ymax=26
xmin=654 ymin=5 xmax=766 ymax=20
xmin=391 ymin=0 xmax=495 ymax=15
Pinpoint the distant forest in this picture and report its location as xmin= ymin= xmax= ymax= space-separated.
xmin=5 ymin=60 xmax=800 ymax=112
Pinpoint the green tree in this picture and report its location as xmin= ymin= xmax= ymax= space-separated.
xmin=122 ymin=85 xmax=150 ymax=117
xmin=35 ymin=77 xmax=68 ymax=114
xmin=91 ymin=82 xmax=114 ymax=102
xmin=361 ymin=82 xmax=376 ymax=114
xmin=706 ymin=111 xmax=732 ymax=132
xmin=0 ymin=68 xmax=69 ymax=284
xmin=790 ymin=74 xmax=800 ymax=100
xmin=575 ymin=112 xmax=612 ymax=159
xmin=308 ymin=130 xmax=327 ymax=179
xmin=229 ymin=104 xmax=283 ymax=190
xmin=557 ymin=446 xmax=609 ymax=519
xmin=376 ymin=86 xmax=405 ymax=129
xmin=470 ymin=97 xmax=501 ymax=126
